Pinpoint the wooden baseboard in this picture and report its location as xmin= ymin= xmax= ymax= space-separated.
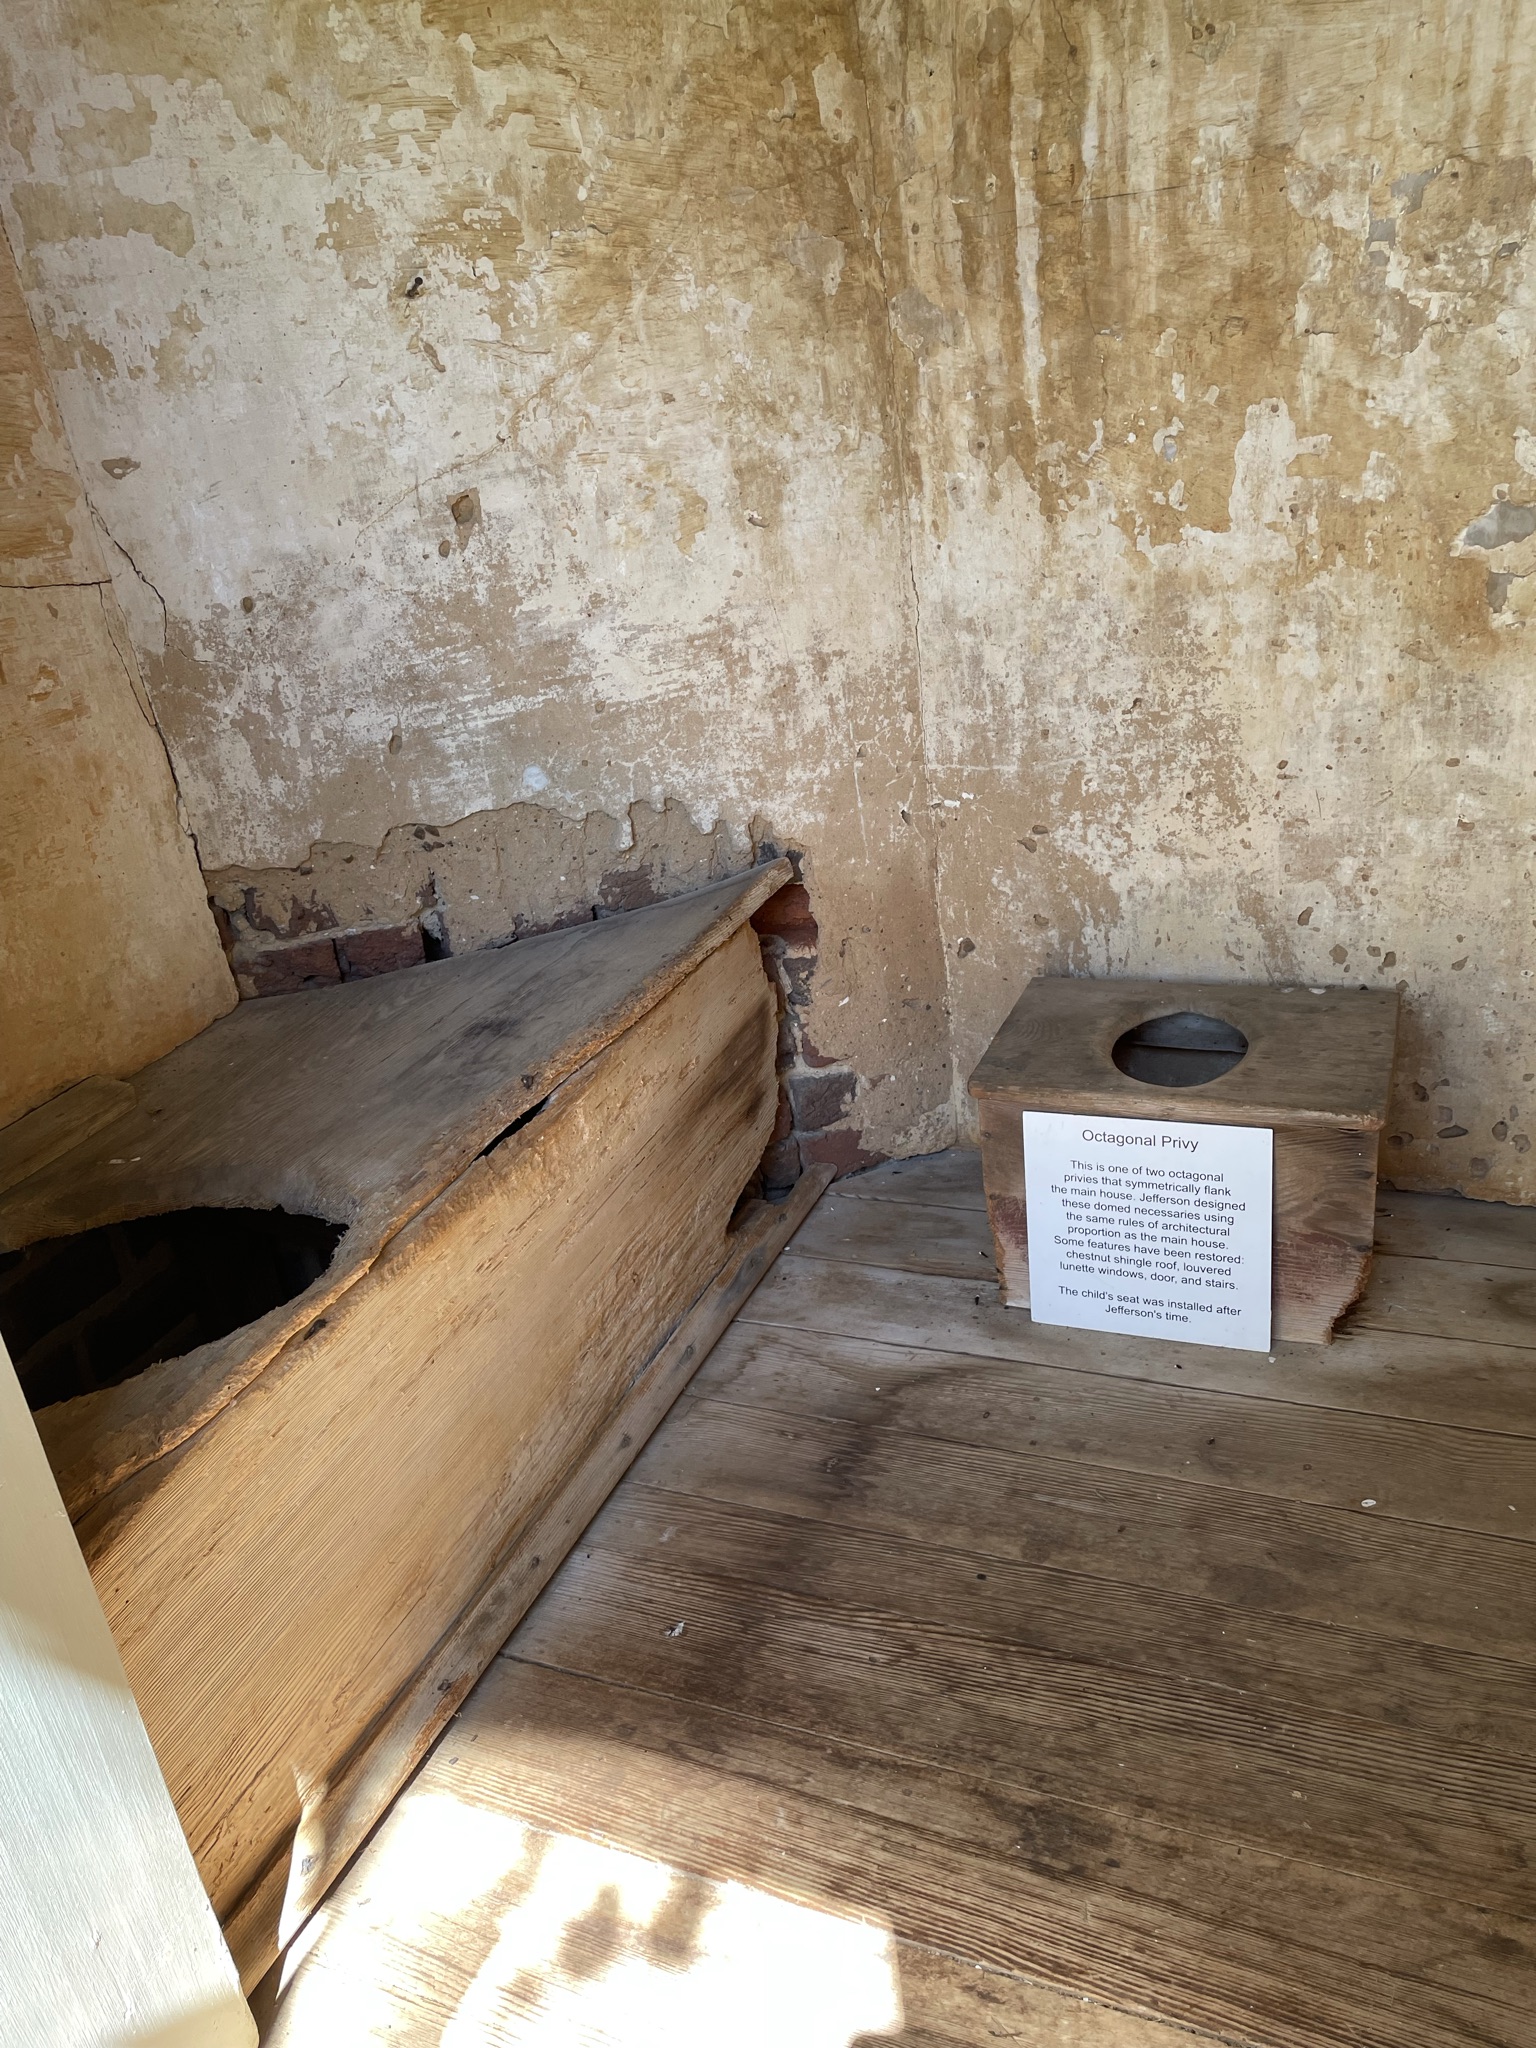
xmin=224 ymin=1163 xmax=833 ymax=1992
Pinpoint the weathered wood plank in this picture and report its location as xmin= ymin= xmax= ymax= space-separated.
xmin=1351 ymin=1251 xmax=1536 ymax=1350
xmin=0 ymin=1076 xmax=137 ymax=1198
xmin=464 ymin=1662 xmax=1527 ymax=2048
xmin=835 ymin=1149 xmax=989 ymax=1211
xmin=22 ymin=861 xmax=791 ymax=1518
xmin=627 ymin=1410 xmax=1536 ymax=1743
xmin=1376 ymin=1187 xmax=1536 ymax=1270
xmin=267 ymin=1662 xmax=1314 ymax=2048
xmin=256 ymin=1146 xmax=1536 ymax=2048
xmin=696 ymin=1319 xmax=1536 ymax=1540
xmin=84 ymin=927 xmax=775 ymax=1923
xmin=874 ymin=1944 xmax=1223 ymax=2048
xmin=968 ymin=979 xmax=1398 ymax=1130
xmin=740 ymin=1250 xmax=1536 ymax=1439
xmin=268 ymin=1660 xmax=1529 ymax=2048
xmin=510 ymin=1521 xmax=1536 ymax=1914
xmin=681 ymin=1351 xmax=1536 ymax=1659
xmin=790 ymin=1188 xmax=997 ymax=1280
xmin=267 ymin=1858 xmax=1208 ymax=2048
xmin=826 ymin=1155 xmax=1536 ymax=1307
xmin=223 ymin=1164 xmax=834 ymax=1991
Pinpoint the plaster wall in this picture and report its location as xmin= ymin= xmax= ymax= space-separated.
xmin=2 ymin=1 xmax=1532 ymax=1194
xmin=0 ymin=0 xmax=952 ymax=1163
xmin=866 ymin=0 xmax=1536 ymax=1196
xmin=0 ymin=222 xmax=233 ymax=1126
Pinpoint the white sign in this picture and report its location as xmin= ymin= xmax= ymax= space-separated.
xmin=1022 ymin=1111 xmax=1273 ymax=1352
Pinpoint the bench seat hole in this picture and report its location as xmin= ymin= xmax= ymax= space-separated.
xmin=0 ymin=1207 xmax=345 ymax=1411
xmin=1111 ymin=1011 xmax=1248 ymax=1088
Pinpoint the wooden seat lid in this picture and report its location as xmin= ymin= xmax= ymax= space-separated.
xmin=2 ymin=860 xmax=790 ymax=1258
xmin=968 ymin=976 xmax=1399 ymax=1131
xmin=4 ymin=863 xmax=790 ymax=1519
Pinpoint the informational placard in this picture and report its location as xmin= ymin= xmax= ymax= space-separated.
xmin=1022 ymin=1111 xmax=1273 ymax=1352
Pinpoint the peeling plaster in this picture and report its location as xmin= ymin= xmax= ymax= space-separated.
xmin=3 ymin=0 xmax=1534 ymax=1192
xmin=861 ymin=0 xmax=1536 ymax=1198
xmin=0 ymin=0 xmax=953 ymax=1162
xmin=206 ymin=795 xmax=758 ymax=959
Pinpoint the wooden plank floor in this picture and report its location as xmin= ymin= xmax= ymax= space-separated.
xmin=261 ymin=1153 xmax=1536 ymax=2048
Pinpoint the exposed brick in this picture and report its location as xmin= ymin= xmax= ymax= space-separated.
xmin=239 ymin=936 xmax=341 ymax=997
xmin=788 ymin=1067 xmax=856 ymax=1132
xmin=751 ymin=881 xmax=819 ymax=951
xmin=799 ymin=1128 xmax=884 ymax=1178
xmin=598 ymin=865 xmax=662 ymax=913
xmin=336 ymin=921 xmax=425 ymax=979
xmin=796 ymin=1025 xmax=842 ymax=1072
xmin=781 ymin=956 xmax=815 ymax=1009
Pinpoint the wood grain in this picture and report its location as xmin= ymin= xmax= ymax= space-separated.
xmin=86 ymin=925 xmax=775 ymax=1923
xmin=967 ymin=976 xmax=1398 ymax=1130
xmin=791 ymin=1187 xmax=997 ymax=1279
xmin=1351 ymin=1251 xmax=1536 ymax=1350
xmin=698 ymin=1319 xmax=1536 ymax=1541
xmin=834 ymin=1156 xmax=1536 ymax=1277
xmin=743 ymin=1246 xmax=1536 ymax=1438
xmin=633 ymin=1393 xmax=1536 ymax=1726
xmin=510 ymin=1520 xmax=1536 ymax=1913
xmin=223 ymin=1164 xmax=833 ymax=1991
xmin=266 ymin=1661 xmax=1530 ymax=2048
xmin=0 ymin=1076 xmax=136 ymax=1197
xmin=23 ymin=861 xmax=789 ymax=1518
xmin=872 ymin=1943 xmax=1237 ymax=2048
xmin=1376 ymin=1187 xmax=1536 ymax=1269
xmin=833 ymin=1149 xmax=990 ymax=1212
xmin=263 ymin=1154 xmax=1536 ymax=2048
xmin=496 ymin=1663 xmax=1526 ymax=2047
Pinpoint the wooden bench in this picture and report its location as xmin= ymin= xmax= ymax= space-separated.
xmin=0 ymin=862 xmax=826 ymax=1985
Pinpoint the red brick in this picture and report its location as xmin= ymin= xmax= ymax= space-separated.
xmin=751 ymin=881 xmax=818 ymax=950
xmin=796 ymin=1025 xmax=842 ymax=1072
xmin=788 ymin=1068 xmax=855 ymax=1132
xmin=336 ymin=922 xmax=425 ymax=979
xmin=799 ymin=1128 xmax=884 ymax=1178
xmin=598 ymin=866 xmax=662 ymax=913
xmin=239 ymin=936 xmax=341 ymax=997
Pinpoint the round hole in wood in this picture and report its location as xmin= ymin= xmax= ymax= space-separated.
xmin=1111 ymin=1011 xmax=1248 ymax=1088
xmin=0 ymin=1207 xmax=346 ymax=1413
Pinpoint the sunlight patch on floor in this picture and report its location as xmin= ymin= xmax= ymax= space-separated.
xmin=264 ymin=1788 xmax=903 ymax=2046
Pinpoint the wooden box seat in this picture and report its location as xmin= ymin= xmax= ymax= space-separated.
xmin=0 ymin=862 xmax=793 ymax=1982
xmin=968 ymin=977 xmax=1400 ymax=1344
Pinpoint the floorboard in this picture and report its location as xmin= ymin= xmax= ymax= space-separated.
xmin=262 ymin=1150 xmax=1536 ymax=2048
xmin=1353 ymin=1251 xmax=1536 ymax=1350
xmin=505 ymin=1523 xmax=1535 ymax=1913
xmin=742 ymin=1249 xmax=1536 ymax=1435
xmin=701 ymin=1319 xmax=1536 ymax=1540
xmin=628 ymin=1416 xmax=1536 ymax=1746
xmin=791 ymin=1189 xmax=999 ymax=1281
xmin=1376 ymin=1186 xmax=1536 ymax=1269
xmin=831 ymin=1151 xmax=991 ymax=1211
